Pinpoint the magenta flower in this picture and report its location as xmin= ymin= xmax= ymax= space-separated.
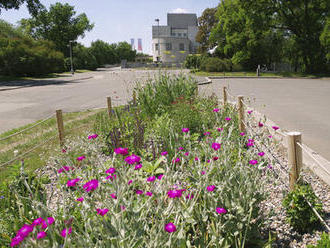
xmin=247 ymin=110 xmax=253 ymax=114
xmin=195 ymin=157 xmax=199 ymax=161
xmin=216 ymin=207 xmax=227 ymax=214
xmin=249 ymin=160 xmax=258 ymax=165
xmin=267 ymin=164 xmax=273 ymax=169
xmin=182 ymin=128 xmax=189 ymax=133
xmin=125 ymin=154 xmax=141 ymax=164
xmin=258 ymin=152 xmax=265 ymax=157
xmin=157 ymin=174 xmax=164 ymax=180
xmin=167 ymin=189 xmax=184 ymax=198
xmin=211 ymin=142 xmax=221 ymax=151
xmin=110 ymin=193 xmax=117 ymax=199
xmin=213 ymin=108 xmax=220 ymax=112
xmin=272 ymin=126 xmax=279 ymax=131
xmin=268 ymin=135 xmax=273 ymax=138
xmin=178 ymin=146 xmax=184 ymax=150
xmin=207 ymin=185 xmax=216 ymax=192
xmin=76 ymin=197 xmax=84 ymax=202
xmin=225 ymin=117 xmax=231 ymax=121
xmin=96 ymin=208 xmax=109 ymax=216
xmin=76 ymin=156 xmax=86 ymax=161
xmin=184 ymin=152 xmax=189 ymax=156
xmin=120 ymin=205 xmax=126 ymax=211
xmin=173 ymin=157 xmax=181 ymax=164
xmin=61 ymin=149 xmax=67 ymax=153
xmin=145 ymin=191 xmax=153 ymax=197
xmin=114 ymin=147 xmax=129 ymax=155
xmin=186 ymin=193 xmax=194 ymax=199
xmin=36 ymin=231 xmax=47 ymax=240
xmin=47 ymin=217 xmax=54 ymax=226
xmin=258 ymin=122 xmax=264 ymax=127
xmin=128 ymin=180 xmax=133 ymax=185
xmin=161 ymin=151 xmax=168 ymax=156
xmin=213 ymin=156 xmax=219 ymax=161
xmin=106 ymin=168 xmax=116 ymax=174
xmin=134 ymin=164 xmax=142 ymax=170
xmin=136 ymin=190 xmax=143 ymax=195
xmin=58 ymin=166 xmax=72 ymax=174
xmin=207 ymin=159 xmax=211 ymax=163
xmin=10 ymin=235 xmax=24 ymax=247
xmin=164 ymin=223 xmax=177 ymax=233
xmin=147 ymin=176 xmax=156 ymax=182
xmin=32 ymin=217 xmax=44 ymax=226
xmin=88 ymin=134 xmax=98 ymax=140
xmin=240 ymin=132 xmax=245 ymax=136
xmin=217 ymin=127 xmax=223 ymax=132
xmin=201 ymin=170 xmax=206 ymax=175
xmin=106 ymin=174 xmax=117 ymax=181
xmin=17 ymin=224 xmax=33 ymax=238
xmin=40 ymin=217 xmax=54 ymax=229
xmin=83 ymin=179 xmax=99 ymax=192
xmin=60 ymin=227 xmax=72 ymax=238
xmin=67 ymin=178 xmax=80 ymax=187
xmin=204 ymin=132 xmax=211 ymax=136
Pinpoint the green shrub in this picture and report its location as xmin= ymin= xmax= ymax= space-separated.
xmin=282 ymin=183 xmax=324 ymax=233
xmin=200 ymin=57 xmax=233 ymax=72
xmin=184 ymin=54 xmax=202 ymax=69
xmin=307 ymin=232 xmax=330 ymax=248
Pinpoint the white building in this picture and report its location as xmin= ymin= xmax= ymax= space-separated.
xmin=152 ymin=13 xmax=199 ymax=64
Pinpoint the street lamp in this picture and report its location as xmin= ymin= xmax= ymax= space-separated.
xmin=155 ymin=18 xmax=160 ymax=63
xmin=69 ymin=40 xmax=74 ymax=75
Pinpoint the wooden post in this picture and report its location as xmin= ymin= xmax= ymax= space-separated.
xmin=56 ymin=109 xmax=65 ymax=147
xmin=237 ymin=95 xmax=245 ymax=133
xmin=223 ymin=86 xmax=227 ymax=105
xmin=132 ymin=90 xmax=136 ymax=105
xmin=288 ymin=132 xmax=302 ymax=191
xmin=107 ymin=97 xmax=112 ymax=118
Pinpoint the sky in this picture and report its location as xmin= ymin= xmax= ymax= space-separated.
xmin=0 ymin=0 xmax=219 ymax=55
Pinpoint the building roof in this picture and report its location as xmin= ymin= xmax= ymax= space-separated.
xmin=167 ymin=13 xmax=198 ymax=29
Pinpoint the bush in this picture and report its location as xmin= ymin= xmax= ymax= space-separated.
xmin=71 ymin=43 xmax=98 ymax=71
xmin=282 ymin=183 xmax=324 ymax=233
xmin=200 ymin=57 xmax=233 ymax=72
xmin=184 ymin=54 xmax=202 ymax=69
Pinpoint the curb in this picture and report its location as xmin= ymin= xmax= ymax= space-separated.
xmin=197 ymin=77 xmax=212 ymax=85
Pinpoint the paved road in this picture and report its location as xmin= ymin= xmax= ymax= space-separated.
xmin=199 ymin=78 xmax=330 ymax=161
xmin=0 ymin=68 xmax=189 ymax=134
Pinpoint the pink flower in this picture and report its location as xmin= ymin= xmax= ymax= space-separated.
xmin=272 ymin=126 xmax=279 ymax=131
xmin=247 ymin=110 xmax=253 ymax=114
xmin=41 ymin=217 xmax=54 ymax=229
xmin=213 ymin=108 xmax=220 ymax=112
xmin=47 ymin=217 xmax=55 ymax=226
xmin=145 ymin=191 xmax=153 ymax=197
xmin=268 ymin=135 xmax=273 ymax=138
xmin=17 ymin=224 xmax=33 ymax=238
xmin=61 ymin=149 xmax=67 ymax=153
xmin=114 ymin=147 xmax=129 ymax=155
xmin=240 ymin=132 xmax=245 ymax=136
xmin=186 ymin=193 xmax=194 ymax=199
xmin=258 ymin=122 xmax=264 ymax=127
xmin=128 ymin=180 xmax=133 ymax=185
xmin=182 ymin=128 xmax=189 ymax=133
xmin=161 ymin=151 xmax=168 ymax=156
xmin=136 ymin=190 xmax=143 ymax=195
xmin=106 ymin=174 xmax=117 ymax=180
xmin=76 ymin=197 xmax=84 ymax=202
xmin=249 ymin=160 xmax=258 ymax=165
xmin=217 ymin=128 xmax=223 ymax=132
xmin=207 ymin=159 xmax=211 ymax=163
xmin=267 ymin=164 xmax=273 ymax=169
xmin=134 ymin=164 xmax=142 ymax=170
xmin=195 ymin=157 xmax=199 ymax=161
xmin=173 ymin=157 xmax=181 ymax=164
xmin=83 ymin=179 xmax=99 ymax=192
xmin=213 ymin=156 xmax=219 ymax=161
xmin=147 ymin=176 xmax=156 ymax=182
xmin=58 ymin=166 xmax=72 ymax=173
xmin=216 ymin=207 xmax=227 ymax=214
xmin=67 ymin=178 xmax=80 ymax=187
xmin=120 ymin=205 xmax=126 ymax=211
xmin=204 ymin=132 xmax=211 ymax=136
xmin=167 ymin=189 xmax=184 ymax=198
xmin=178 ymin=147 xmax=184 ymax=150
xmin=96 ymin=208 xmax=109 ymax=216
xmin=106 ymin=168 xmax=116 ymax=174
xmin=184 ymin=152 xmax=189 ymax=156
xmin=125 ymin=154 xmax=141 ymax=164
xmin=164 ymin=223 xmax=177 ymax=233
xmin=258 ymin=152 xmax=265 ymax=157
xmin=207 ymin=185 xmax=216 ymax=192
xmin=32 ymin=218 xmax=44 ymax=226
xmin=88 ymin=134 xmax=98 ymax=139
xmin=36 ymin=231 xmax=47 ymax=240
xmin=157 ymin=174 xmax=164 ymax=180
xmin=76 ymin=156 xmax=86 ymax=161
xmin=201 ymin=170 xmax=206 ymax=175
xmin=10 ymin=235 xmax=24 ymax=247
xmin=211 ymin=142 xmax=221 ymax=151
xmin=225 ymin=117 xmax=231 ymax=121
xmin=60 ymin=227 xmax=72 ymax=237
xmin=110 ymin=193 xmax=117 ymax=199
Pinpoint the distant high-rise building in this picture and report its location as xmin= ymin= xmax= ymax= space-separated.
xmin=130 ymin=38 xmax=135 ymax=50
xmin=152 ymin=13 xmax=199 ymax=63
xmin=137 ymin=38 xmax=142 ymax=52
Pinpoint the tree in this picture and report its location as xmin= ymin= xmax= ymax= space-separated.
xmin=19 ymin=2 xmax=94 ymax=56
xmin=0 ymin=0 xmax=43 ymax=16
xmin=90 ymin=40 xmax=118 ymax=66
xmin=320 ymin=17 xmax=330 ymax=62
xmin=196 ymin=8 xmax=218 ymax=53
xmin=116 ymin=42 xmax=136 ymax=62
xmin=70 ymin=43 xmax=98 ymax=71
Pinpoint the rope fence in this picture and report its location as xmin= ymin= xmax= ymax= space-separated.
xmin=224 ymin=86 xmax=330 ymax=233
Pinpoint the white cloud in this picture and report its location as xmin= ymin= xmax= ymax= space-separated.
xmin=171 ymin=8 xmax=189 ymax=14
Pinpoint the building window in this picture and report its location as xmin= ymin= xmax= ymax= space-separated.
xmin=155 ymin=43 xmax=159 ymax=51
xmin=183 ymin=33 xmax=187 ymax=37
xmin=172 ymin=33 xmax=176 ymax=36
xmin=179 ymin=43 xmax=185 ymax=51
xmin=178 ymin=33 xmax=182 ymax=37
xmin=166 ymin=43 xmax=172 ymax=51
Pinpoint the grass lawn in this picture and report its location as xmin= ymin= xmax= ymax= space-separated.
xmin=194 ymin=71 xmax=330 ymax=78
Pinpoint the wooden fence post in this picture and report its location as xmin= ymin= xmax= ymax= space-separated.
xmin=56 ymin=109 xmax=65 ymax=147
xmin=132 ymin=90 xmax=136 ymax=105
xmin=288 ymin=132 xmax=302 ymax=191
xmin=223 ymin=86 xmax=227 ymax=105
xmin=237 ymin=95 xmax=245 ymax=133
xmin=107 ymin=97 xmax=112 ymax=118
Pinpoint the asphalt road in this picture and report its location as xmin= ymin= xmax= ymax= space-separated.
xmin=1 ymin=69 xmax=330 ymax=161
xmin=199 ymin=77 xmax=330 ymax=161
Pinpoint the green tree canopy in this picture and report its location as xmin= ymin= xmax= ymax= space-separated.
xmin=19 ymin=2 xmax=94 ymax=56
xmin=0 ymin=0 xmax=43 ymax=16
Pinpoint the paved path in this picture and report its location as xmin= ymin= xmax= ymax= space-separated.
xmin=198 ymin=78 xmax=330 ymax=161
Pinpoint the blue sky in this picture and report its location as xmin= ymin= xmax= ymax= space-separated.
xmin=0 ymin=0 xmax=219 ymax=55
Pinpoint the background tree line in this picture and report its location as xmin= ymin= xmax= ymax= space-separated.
xmin=191 ymin=0 xmax=329 ymax=74
xmin=0 ymin=1 xmax=136 ymax=77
